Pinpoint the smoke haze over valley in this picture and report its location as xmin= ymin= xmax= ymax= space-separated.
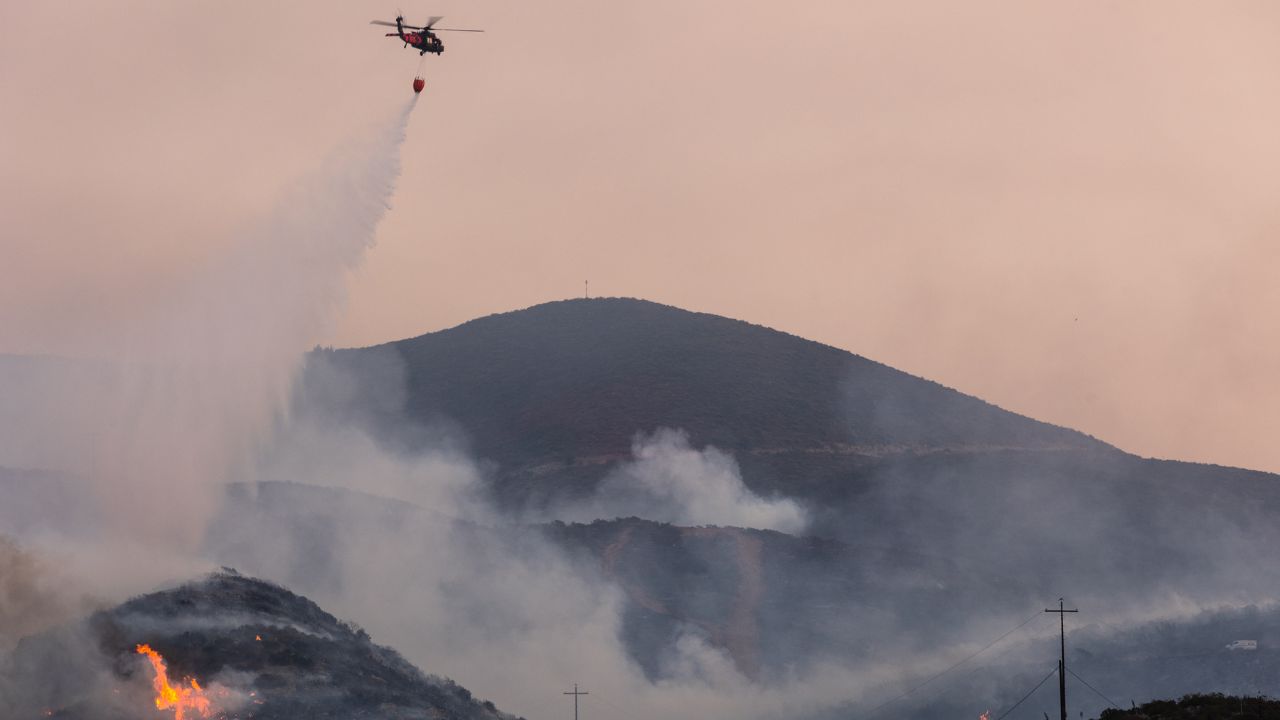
xmin=6 ymin=296 xmax=1280 ymax=720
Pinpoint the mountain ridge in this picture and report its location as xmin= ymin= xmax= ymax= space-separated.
xmin=302 ymin=297 xmax=1116 ymax=514
xmin=336 ymin=297 xmax=1110 ymax=455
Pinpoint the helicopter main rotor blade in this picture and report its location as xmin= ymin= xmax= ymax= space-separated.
xmin=423 ymin=15 xmax=445 ymax=29
xmin=370 ymin=19 xmax=429 ymax=29
xmin=432 ymin=27 xmax=485 ymax=32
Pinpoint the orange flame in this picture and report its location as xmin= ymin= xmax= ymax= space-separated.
xmin=135 ymin=644 xmax=215 ymax=720
xmin=979 ymin=711 xmax=991 ymax=720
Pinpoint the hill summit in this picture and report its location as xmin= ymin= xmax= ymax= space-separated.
xmin=305 ymin=298 xmax=1106 ymax=504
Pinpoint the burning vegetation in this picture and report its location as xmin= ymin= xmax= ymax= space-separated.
xmin=135 ymin=644 xmax=217 ymax=720
xmin=1 ymin=571 xmax=518 ymax=720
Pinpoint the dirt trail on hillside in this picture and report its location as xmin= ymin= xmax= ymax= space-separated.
xmin=602 ymin=524 xmax=673 ymax=616
xmin=682 ymin=527 xmax=764 ymax=679
xmin=600 ymin=523 xmax=765 ymax=679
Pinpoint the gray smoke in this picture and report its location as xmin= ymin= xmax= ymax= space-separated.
xmin=199 ymin=411 xmax=892 ymax=720
xmin=556 ymin=428 xmax=807 ymax=532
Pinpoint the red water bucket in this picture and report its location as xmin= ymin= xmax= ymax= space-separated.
xmin=413 ymin=77 xmax=425 ymax=94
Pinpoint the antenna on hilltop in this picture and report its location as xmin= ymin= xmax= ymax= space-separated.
xmin=585 ymin=280 xmax=589 ymax=299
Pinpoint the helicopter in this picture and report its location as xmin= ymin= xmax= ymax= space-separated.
xmin=370 ymin=15 xmax=483 ymax=56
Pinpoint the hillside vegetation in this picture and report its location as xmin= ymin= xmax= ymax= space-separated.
xmin=1 ymin=571 xmax=518 ymax=720
xmin=1100 ymin=694 xmax=1280 ymax=720
xmin=305 ymin=298 xmax=1104 ymax=500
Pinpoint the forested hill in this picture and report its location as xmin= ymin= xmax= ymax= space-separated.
xmin=304 ymin=297 xmax=1108 ymax=471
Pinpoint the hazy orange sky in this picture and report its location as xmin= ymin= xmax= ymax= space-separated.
xmin=3 ymin=2 xmax=1278 ymax=472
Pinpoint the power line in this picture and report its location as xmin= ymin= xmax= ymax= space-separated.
xmin=589 ymin=691 xmax=651 ymax=720
xmin=1046 ymin=599 xmax=1079 ymax=720
xmin=564 ymin=683 xmax=588 ymax=720
xmin=1067 ymin=668 xmax=1121 ymax=710
xmin=957 ymin=608 xmax=1054 ymax=684
xmin=862 ymin=610 xmax=1047 ymax=718
xmin=994 ymin=666 xmax=1058 ymax=720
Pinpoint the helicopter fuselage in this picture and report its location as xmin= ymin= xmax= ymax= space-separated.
xmin=388 ymin=31 xmax=444 ymax=55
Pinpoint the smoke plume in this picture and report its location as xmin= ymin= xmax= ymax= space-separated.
xmin=0 ymin=98 xmax=416 ymax=550
xmin=0 ymin=535 xmax=67 ymax=650
xmin=558 ymin=428 xmax=808 ymax=532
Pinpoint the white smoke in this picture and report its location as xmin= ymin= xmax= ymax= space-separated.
xmin=0 ymin=92 xmax=862 ymax=720
xmin=200 ymin=416 xmax=876 ymax=720
xmin=0 ymin=98 xmax=417 ymax=550
xmin=559 ymin=428 xmax=808 ymax=533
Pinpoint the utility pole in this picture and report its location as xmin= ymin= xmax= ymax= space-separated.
xmin=1046 ymin=599 xmax=1078 ymax=720
xmin=564 ymin=683 xmax=588 ymax=720
xmin=585 ymin=280 xmax=589 ymax=299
